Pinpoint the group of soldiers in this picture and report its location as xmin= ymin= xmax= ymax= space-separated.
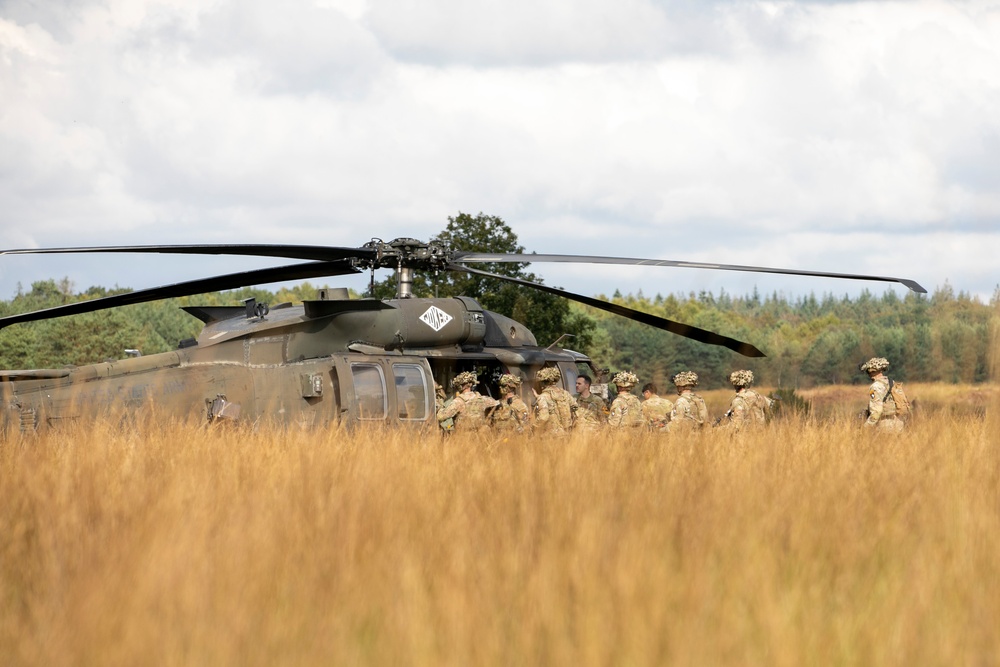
xmin=434 ymin=366 xmax=776 ymax=435
xmin=435 ymin=354 xmax=908 ymax=435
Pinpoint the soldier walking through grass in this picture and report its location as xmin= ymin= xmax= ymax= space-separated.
xmin=608 ymin=371 xmax=645 ymax=429
xmin=669 ymin=371 xmax=709 ymax=431
xmin=533 ymin=367 xmax=577 ymax=434
xmin=491 ymin=373 xmax=530 ymax=433
xmin=859 ymin=357 xmax=906 ymax=434
xmin=717 ymin=370 xmax=773 ymax=434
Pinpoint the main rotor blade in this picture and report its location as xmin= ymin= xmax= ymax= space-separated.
xmin=451 ymin=252 xmax=927 ymax=294
xmin=449 ymin=263 xmax=765 ymax=358
xmin=0 ymin=260 xmax=359 ymax=329
xmin=1 ymin=243 xmax=377 ymax=263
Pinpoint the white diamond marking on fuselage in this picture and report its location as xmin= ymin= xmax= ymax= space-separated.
xmin=419 ymin=306 xmax=453 ymax=332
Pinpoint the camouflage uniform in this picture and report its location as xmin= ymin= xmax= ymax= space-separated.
xmin=492 ymin=396 xmax=530 ymax=433
xmin=669 ymin=371 xmax=709 ymax=431
xmin=436 ymin=372 xmax=499 ymax=433
xmin=609 ymin=393 xmax=644 ymax=428
xmin=718 ymin=370 xmax=772 ymax=433
xmin=491 ymin=374 xmax=530 ymax=433
xmin=575 ymin=393 xmax=608 ymax=431
xmin=437 ymin=389 xmax=500 ymax=432
xmin=641 ymin=395 xmax=673 ymax=431
xmin=435 ymin=383 xmax=446 ymax=414
xmin=720 ymin=389 xmax=772 ymax=433
xmin=534 ymin=368 xmax=577 ymax=434
xmin=860 ymin=357 xmax=904 ymax=434
xmin=608 ymin=371 xmax=645 ymax=429
xmin=435 ymin=383 xmax=454 ymax=431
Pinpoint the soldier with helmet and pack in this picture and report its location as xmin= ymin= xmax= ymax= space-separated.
xmin=717 ymin=370 xmax=773 ymax=433
xmin=669 ymin=371 xmax=710 ymax=431
xmin=436 ymin=371 xmax=500 ymax=433
xmin=608 ymin=371 xmax=645 ymax=429
xmin=533 ymin=367 xmax=578 ymax=434
xmin=491 ymin=373 xmax=531 ymax=433
xmin=859 ymin=357 xmax=907 ymax=434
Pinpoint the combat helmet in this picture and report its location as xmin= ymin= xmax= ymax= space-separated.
xmin=612 ymin=370 xmax=639 ymax=389
xmin=535 ymin=367 xmax=562 ymax=385
xmin=672 ymin=371 xmax=699 ymax=388
xmin=859 ymin=357 xmax=890 ymax=373
xmin=729 ymin=370 xmax=754 ymax=388
xmin=451 ymin=371 xmax=478 ymax=389
xmin=499 ymin=373 xmax=522 ymax=390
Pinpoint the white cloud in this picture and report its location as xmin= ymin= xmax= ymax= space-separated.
xmin=364 ymin=0 xmax=713 ymax=66
xmin=1 ymin=0 xmax=999 ymax=306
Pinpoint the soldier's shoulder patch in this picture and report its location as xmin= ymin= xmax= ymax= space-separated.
xmin=870 ymin=390 xmax=877 ymax=400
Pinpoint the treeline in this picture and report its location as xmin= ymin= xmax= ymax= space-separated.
xmin=584 ymin=285 xmax=998 ymax=390
xmin=0 ymin=279 xmax=324 ymax=371
xmin=1 ymin=279 xmax=997 ymax=389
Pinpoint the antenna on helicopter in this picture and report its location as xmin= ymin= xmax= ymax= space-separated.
xmin=546 ymin=334 xmax=575 ymax=350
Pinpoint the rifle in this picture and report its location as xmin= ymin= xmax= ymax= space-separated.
xmin=713 ymin=409 xmax=733 ymax=427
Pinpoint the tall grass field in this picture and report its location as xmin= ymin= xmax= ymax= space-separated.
xmin=2 ymin=384 xmax=998 ymax=666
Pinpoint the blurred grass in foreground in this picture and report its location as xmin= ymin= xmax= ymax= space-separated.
xmin=2 ymin=403 xmax=998 ymax=666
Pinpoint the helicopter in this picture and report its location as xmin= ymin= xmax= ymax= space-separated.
xmin=0 ymin=237 xmax=926 ymax=433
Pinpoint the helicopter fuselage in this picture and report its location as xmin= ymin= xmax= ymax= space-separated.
xmin=1 ymin=294 xmax=599 ymax=433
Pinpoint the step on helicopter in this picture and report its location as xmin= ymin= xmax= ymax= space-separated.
xmin=0 ymin=238 xmax=925 ymax=433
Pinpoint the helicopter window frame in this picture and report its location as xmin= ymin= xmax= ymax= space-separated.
xmin=392 ymin=363 xmax=430 ymax=421
xmin=350 ymin=363 xmax=388 ymax=421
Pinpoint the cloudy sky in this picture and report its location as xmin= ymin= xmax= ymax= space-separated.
xmin=1 ymin=0 xmax=998 ymax=306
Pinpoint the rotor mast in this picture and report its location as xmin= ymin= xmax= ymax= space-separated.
xmin=397 ymin=267 xmax=414 ymax=298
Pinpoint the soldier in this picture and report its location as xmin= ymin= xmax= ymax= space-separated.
xmin=641 ymin=382 xmax=673 ymax=431
xmin=436 ymin=371 xmax=500 ymax=433
xmin=608 ymin=371 xmax=645 ymax=429
xmin=533 ymin=367 xmax=578 ymax=434
xmin=575 ymin=374 xmax=607 ymax=431
xmin=491 ymin=373 xmax=530 ymax=433
xmin=434 ymin=382 xmax=447 ymax=413
xmin=717 ymin=370 xmax=772 ymax=433
xmin=434 ymin=381 xmax=454 ymax=431
xmin=669 ymin=371 xmax=709 ymax=431
xmin=859 ymin=357 xmax=905 ymax=434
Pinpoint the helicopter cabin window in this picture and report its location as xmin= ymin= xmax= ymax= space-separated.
xmin=350 ymin=363 xmax=387 ymax=420
xmin=393 ymin=363 xmax=429 ymax=421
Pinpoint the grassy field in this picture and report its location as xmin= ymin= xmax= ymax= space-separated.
xmin=2 ymin=389 xmax=998 ymax=666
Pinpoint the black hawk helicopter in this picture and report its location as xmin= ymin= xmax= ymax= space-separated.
xmin=0 ymin=238 xmax=925 ymax=432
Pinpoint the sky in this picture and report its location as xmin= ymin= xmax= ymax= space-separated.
xmin=2 ymin=0 xmax=999 ymax=307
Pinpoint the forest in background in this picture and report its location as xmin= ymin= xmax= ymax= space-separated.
xmin=1 ymin=277 xmax=996 ymax=391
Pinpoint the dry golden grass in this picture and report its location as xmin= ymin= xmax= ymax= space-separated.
xmin=796 ymin=383 xmax=1000 ymax=420
xmin=2 ymin=399 xmax=998 ymax=666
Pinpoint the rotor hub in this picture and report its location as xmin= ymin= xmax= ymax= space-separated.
xmin=360 ymin=238 xmax=451 ymax=272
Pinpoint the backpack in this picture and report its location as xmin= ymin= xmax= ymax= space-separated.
xmin=887 ymin=378 xmax=911 ymax=418
xmin=693 ymin=395 xmax=709 ymax=427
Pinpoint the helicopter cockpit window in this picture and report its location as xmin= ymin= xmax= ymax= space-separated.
xmin=393 ymin=363 xmax=429 ymax=421
xmin=350 ymin=363 xmax=387 ymax=420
